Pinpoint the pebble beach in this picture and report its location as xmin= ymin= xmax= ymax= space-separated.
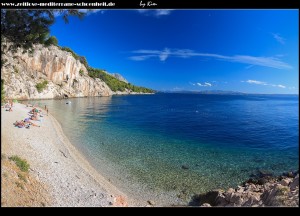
xmin=1 ymin=102 xmax=131 ymax=207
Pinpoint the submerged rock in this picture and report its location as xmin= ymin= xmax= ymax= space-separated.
xmin=181 ymin=165 xmax=189 ymax=170
xmin=257 ymin=170 xmax=273 ymax=178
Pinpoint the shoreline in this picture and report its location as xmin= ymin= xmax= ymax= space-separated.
xmin=2 ymin=102 xmax=298 ymax=207
xmin=1 ymin=102 xmax=136 ymax=206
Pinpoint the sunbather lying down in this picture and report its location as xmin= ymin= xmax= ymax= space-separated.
xmin=13 ymin=120 xmax=26 ymax=128
xmin=13 ymin=119 xmax=40 ymax=128
xmin=24 ymin=118 xmax=40 ymax=127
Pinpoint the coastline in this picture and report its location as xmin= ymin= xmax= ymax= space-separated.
xmin=2 ymin=101 xmax=298 ymax=207
xmin=1 ymin=102 xmax=135 ymax=207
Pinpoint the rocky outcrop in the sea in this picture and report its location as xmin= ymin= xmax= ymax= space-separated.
xmin=191 ymin=172 xmax=299 ymax=207
xmin=1 ymin=44 xmax=113 ymax=100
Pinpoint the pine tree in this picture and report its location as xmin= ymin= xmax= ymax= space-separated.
xmin=1 ymin=9 xmax=85 ymax=54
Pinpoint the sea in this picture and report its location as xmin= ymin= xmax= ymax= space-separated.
xmin=32 ymin=93 xmax=299 ymax=205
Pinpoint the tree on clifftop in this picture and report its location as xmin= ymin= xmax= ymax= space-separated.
xmin=1 ymin=9 xmax=85 ymax=58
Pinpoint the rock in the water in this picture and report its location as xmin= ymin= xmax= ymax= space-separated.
xmin=190 ymin=171 xmax=299 ymax=207
xmin=279 ymin=178 xmax=291 ymax=187
xmin=236 ymin=186 xmax=244 ymax=193
xmin=227 ymin=188 xmax=235 ymax=193
xmin=258 ymin=170 xmax=273 ymax=178
xmin=181 ymin=165 xmax=189 ymax=170
xmin=290 ymin=175 xmax=299 ymax=191
xmin=196 ymin=190 xmax=223 ymax=206
xmin=230 ymin=194 xmax=243 ymax=206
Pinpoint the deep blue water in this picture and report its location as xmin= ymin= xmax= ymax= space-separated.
xmin=34 ymin=94 xmax=299 ymax=204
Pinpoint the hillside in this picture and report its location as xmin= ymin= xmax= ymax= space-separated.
xmin=1 ymin=43 xmax=154 ymax=100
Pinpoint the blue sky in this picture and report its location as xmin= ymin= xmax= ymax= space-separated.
xmin=50 ymin=10 xmax=299 ymax=94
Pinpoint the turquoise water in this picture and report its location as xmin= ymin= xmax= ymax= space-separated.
xmin=33 ymin=94 xmax=299 ymax=205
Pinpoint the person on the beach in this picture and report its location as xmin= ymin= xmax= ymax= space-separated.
xmin=24 ymin=118 xmax=40 ymax=127
xmin=47 ymin=108 xmax=49 ymax=116
xmin=13 ymin=120 xmax=26 ymax=128
xmin=30 ymin=111 xmax=40 ymax=120
xmin=30 ymin=107 xmax=39 ymax=114
xmin=31 ymin=114 xmax=39 ymax=121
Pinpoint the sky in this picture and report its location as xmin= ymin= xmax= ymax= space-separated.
xmin=50 ymin=9 xmax=299 ymax=94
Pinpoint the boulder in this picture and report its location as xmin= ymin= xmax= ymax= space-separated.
xmin=200 ymin=203 xmax=211 ymax=207
xmin=196 ymin=190 xmax=223 ymax=206
xmin=181 ymin=165 xmax=189 ymax=170
xmin=279 ymin=178 xmax=291 ymax=187
xmin=290 ymin=175 xmax=299 ymax=191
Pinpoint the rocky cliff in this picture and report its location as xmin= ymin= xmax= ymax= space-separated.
xmin=191 ymin=171 xmax=299 ymax=207
xmin=1 ymin=44 xmax=114 ymax=100
xmin=111 ymin=73 xmax=128 ymax=84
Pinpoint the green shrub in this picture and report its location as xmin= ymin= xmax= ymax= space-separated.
xmin=36 ymin=80 xmax=48 ymax=93
xmin=79 ymin=56 xmax=88 ymax=68
xmin=1 ymin=79 xmax=5 ymax=103
xmin=56 ymin=47 xmax=153 ymax=93
xmin=79 ymin=69 xmax=84 ymax=76
xmin=60 ymin=47 xmax=88 ymax=68
xmin=61 ymin=47 xmax=78 ymax=59
xmin=87 ymin=67 xmax=155 ymax=93
xmin=44 ymin=36 xmax=58 ymax=47
xmin=9 ymin=155 xmax=30 ymax=172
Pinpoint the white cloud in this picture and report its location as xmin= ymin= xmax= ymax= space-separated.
xmin=129 ymin=48 xmax=292 ymax=70
xmin=272 ymin=33 xmax=285 ymax=45
xmin=243 ymin=80 xmax=286 ymax=89
xmin=137 ymin=9 xmax=174 ymax=17
xmin=273 ymin=84 xmax=286 ymax=88
xmin=159 ymin=48 xmax=170 ymax=61
xmin=197 ymin=82 xmax=212 ymax=87
xmin=246 ymin=80 xmax=267 ymax=85
xmin=128 ymin=55 xmax=155 ymax=61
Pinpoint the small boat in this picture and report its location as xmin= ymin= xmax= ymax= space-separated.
xmin=66 ymin=101 xmax=71 ymax=104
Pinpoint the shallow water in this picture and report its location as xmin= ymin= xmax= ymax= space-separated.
xmin=32 ymin=94 xmax=299 ymax=205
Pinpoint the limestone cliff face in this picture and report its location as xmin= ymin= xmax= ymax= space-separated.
xmin=1 ymin=44 xmax=113 ymax=100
